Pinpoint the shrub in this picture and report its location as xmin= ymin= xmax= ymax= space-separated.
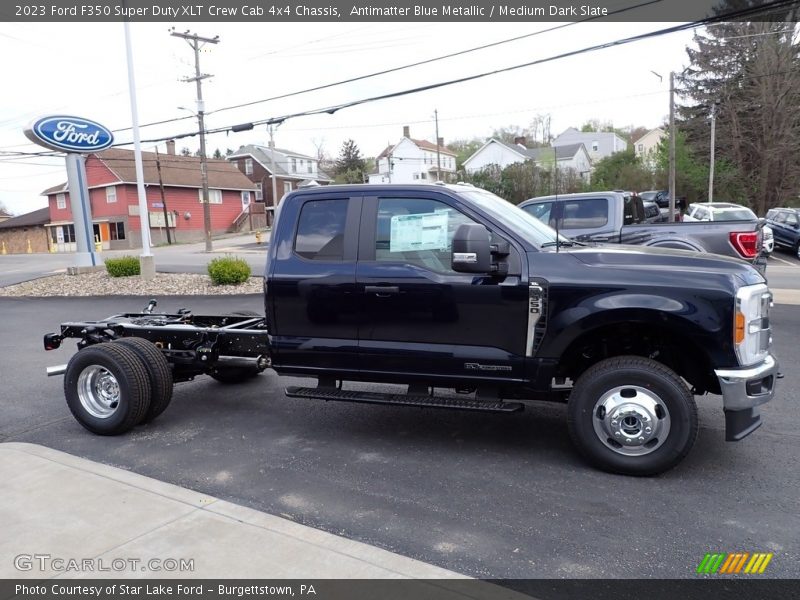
xmin=105 ymin=256 xmax=141 ymax=277
xmin=208 ymin=256 xmax=251 ymax=285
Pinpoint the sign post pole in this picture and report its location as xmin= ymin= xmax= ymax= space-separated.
xmin=25 ymin=115 xmax=114 ymax=273
xmin=64 ymin=154 xmax=97 ymax=268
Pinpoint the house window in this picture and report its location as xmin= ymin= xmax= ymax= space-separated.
xmin=638 ymin=144 xmax=644 ymax=152
xmin=307 ymin=161 xmax=313 ymax=174
xmin=56 ymin=193 xmax=66 ymax=209
xmin=291 ymin=158 xmax=297 ymax=173
xmin=106 ymin=186 xmax=117 ymax=203
xmin=241 ymin=191 xmax=251 ymax=209
xmin=62 ymin=224 xmax=76 ymax=243
xmin=245 ymin=158 xmax=253 ymax=175
xmin=198 ymin=189 xmax=222 ymax=204
xmin=255 ymin=182 xmax=263 ymax=201
xmin=592 ymin=141 xmax=599 ymax=152
xmin=110 ymin=222 xmax=126 ymax=240
xmin=284 ymin=181 xmax=293 ymax=195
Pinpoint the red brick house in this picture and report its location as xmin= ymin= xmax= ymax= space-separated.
xmin=227 ymin=144 xmax=333 ymax=223
xmin=42 ymin=145 xmax=256 ymax=251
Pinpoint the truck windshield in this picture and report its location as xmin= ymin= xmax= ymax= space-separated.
xmin=457 ymin=188 xmax=570 ymax=248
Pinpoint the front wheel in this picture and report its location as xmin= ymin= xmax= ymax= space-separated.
xmin=567 ymin=356 xmax=698 ymax=476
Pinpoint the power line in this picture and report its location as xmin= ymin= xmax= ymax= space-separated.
xmin=113 ymin=0 xmax=799 ymax=149
xmin=112 ymin=0 xmax=664 ymax=134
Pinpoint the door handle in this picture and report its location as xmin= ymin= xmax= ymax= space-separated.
xmin=365 ymin=285 xmax=400 ymax=296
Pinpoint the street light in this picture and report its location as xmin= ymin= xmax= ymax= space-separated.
xmin=651 ymin=69 xmax=677 ymax=222
xmin=708 ymin=100 xmax=720 ymax=203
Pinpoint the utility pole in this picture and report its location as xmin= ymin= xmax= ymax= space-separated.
xmin=669 ymin=71 xmax=677 ymax=223
xmin=708 ymin=101 xmax=718 ymax=203
xmin=434 ymin=109 xmax=442 ymax=182
xmin=268 ymin=124 xmax=279 ymax=218
xmin=154 ymin=148 xmax=172 ymax=244
xmin=171 ymin=29 xmax=219 ymax=252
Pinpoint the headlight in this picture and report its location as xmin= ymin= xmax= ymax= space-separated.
xmin=734 ymin=283 xmax=772 ymax=366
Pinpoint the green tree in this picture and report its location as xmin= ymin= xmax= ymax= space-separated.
xmin=334 ymin=139 xmax=366 ymax=182
xmin=653 ymin=130 xmax=708 ymax=201
xmin=677 ymin=11 xmax=800 ymax=214
xmin=589 ymin=149 xmax=653 ymax=192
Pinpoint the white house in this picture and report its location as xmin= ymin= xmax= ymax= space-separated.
xmin=369 ymin=126 xmax=457 ymax=184
xmin=634 ymin=128 xmax=665 ymax=169
xmin=552 ymin=127 xmax=628 ymax=162
xmin=463 ymin=137 xmax=592 ymax=181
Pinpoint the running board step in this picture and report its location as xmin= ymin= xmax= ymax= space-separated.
xmin=285 ymin=386 xmax=523 ymax=412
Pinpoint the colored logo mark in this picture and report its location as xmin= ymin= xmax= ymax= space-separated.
xmin=24 ymin=115 xmax=114 ymax=153
xmin=697 ymin=552 xmax=773 ymax=574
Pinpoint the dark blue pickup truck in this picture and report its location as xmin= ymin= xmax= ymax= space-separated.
xmin=45 ymin=183 xmax=779 ymax=476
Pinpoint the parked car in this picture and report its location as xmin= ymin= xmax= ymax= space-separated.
xmin=684 ymin=202 xmax=773 ymax=255
xmin=518 ymin=192 xmax=765 ymax=270
xmin=643 ymin=199 xmax=667 ymax=223
xmin=765 ymin=207 xmax=800 ymax=258
xmin=640 ymin=190 xmax=670 ymax=209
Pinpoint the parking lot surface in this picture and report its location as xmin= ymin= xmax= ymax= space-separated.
xmin=1 ymin=295 xmax=798 ymax=578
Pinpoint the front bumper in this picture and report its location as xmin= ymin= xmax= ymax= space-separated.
xmin=715 ymin=354 xmax=779 ymax=441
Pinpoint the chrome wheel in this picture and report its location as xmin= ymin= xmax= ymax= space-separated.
xmin=77 ymin=365 xmax=120 ymax=419
xmin=592 ymin=385 xmax=671 ymax=457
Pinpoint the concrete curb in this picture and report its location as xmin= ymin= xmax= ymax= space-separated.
xmin=0 ymin=443 xmax=471 ymax=581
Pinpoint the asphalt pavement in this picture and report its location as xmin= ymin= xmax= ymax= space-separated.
xmin=1 ymin=295 xmax=798 ymax=579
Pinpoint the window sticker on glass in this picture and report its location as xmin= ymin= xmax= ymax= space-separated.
xmin=390 ymin=211 xmax=449 ymax=252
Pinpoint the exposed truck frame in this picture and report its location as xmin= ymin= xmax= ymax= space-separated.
xmin=45 ymin=300 xmax=271 ymax=383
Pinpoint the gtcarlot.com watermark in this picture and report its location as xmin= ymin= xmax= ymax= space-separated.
xmin=14 ymin=553 xmax=194 ymax=573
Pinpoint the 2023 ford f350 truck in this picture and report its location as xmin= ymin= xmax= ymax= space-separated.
xmin=44 ymin=184 xmax=780 ymax=476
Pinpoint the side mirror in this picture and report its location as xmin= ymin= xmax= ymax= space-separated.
xmin=452 ymin=223 xmax=491 ymax=273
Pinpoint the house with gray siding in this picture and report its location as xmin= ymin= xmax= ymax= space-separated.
xmin=551 ymin=127 xmax=628 ymax=162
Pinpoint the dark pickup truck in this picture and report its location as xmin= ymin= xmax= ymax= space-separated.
xmin=44 ymin=183 xmax=779 ymax=476
xmin=519 ymin=191 xmax=765 ymax=269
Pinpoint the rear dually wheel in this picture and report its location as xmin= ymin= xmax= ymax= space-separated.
xmin=64 ymin=343 xmax=152 ymax=435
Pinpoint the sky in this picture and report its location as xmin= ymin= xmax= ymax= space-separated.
xmin=0 ymin=18 xmax=698 ymax=216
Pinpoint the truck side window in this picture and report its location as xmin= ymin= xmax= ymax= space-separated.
xmin=562 ymin=198 xmax=608 ymax=229
xmin=522 ymin=201 xmax=554 ymax=227
xmin=294 ymin=199 xmax=348 ymax=261
xmin=376 ymin=197 xmax=476 ymax=274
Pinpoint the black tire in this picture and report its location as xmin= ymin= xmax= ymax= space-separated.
xmin=209 ymin=310 xmax=265 ymax=384
xmin=567 ymin=356 xmax=698 ymax=476
xmin=113 ymin=337 xmax=173 ymax=424
xmin=64 ymin=343 xmax=152 ymax=435
xmin=794 ymin=241 xmax=800 ymax=260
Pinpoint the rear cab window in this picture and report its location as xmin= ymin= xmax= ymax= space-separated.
xmin=294 ymin=199 xmax=348 ymax=261
xmin=561 ymin=198 xmax=609 ymax=229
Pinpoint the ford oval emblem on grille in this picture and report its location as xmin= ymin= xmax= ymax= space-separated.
xmin=24 ymin=115 xmax=114 ymax=153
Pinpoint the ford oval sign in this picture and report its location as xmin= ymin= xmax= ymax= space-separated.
xmin=24 ymin=115 xmax=114 ymax=153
